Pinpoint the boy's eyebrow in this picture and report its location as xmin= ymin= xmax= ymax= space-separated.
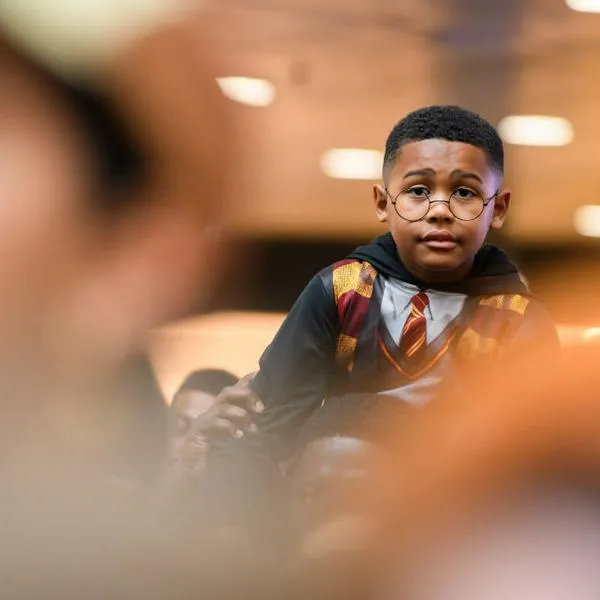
xmin=403 ymin=168 xmax=435 ymax=180
xmin=401 ymin=168 xmax=484 ymax=184
xmin=450 ymin=169 xmax=483 ymax=184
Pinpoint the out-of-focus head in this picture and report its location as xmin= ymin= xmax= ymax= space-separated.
xmin=168 ymin=369 xmax=237 ymax=462
xmin=0 ymin=1 xmax=235 ymax=388
xmin=0 ymin=40 xmax=94 ymax=362
xmin=0 ymin=0 xmax=238 ymax=510
xmin=291 ymin=436 xmax=381 ymax=534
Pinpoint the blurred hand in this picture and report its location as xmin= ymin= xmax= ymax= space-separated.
xmin=213 ymin=371 xmax=264 ymax=414
xmin=190 ymin=371 xmax=263 ymax=439
xmin=173 ymin=372 xmax=264 ymax=479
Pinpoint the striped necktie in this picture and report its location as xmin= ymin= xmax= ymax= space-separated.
xmin=399 ymin=292 xmax=429 ymax=360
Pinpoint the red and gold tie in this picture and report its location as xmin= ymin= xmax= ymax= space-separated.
xmin=399 ymin=292 xmax=429 ymax=360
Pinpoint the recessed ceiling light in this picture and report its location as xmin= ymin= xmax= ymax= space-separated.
xmin=583 ymin=327 xmax=600 ymax=340
xmin=566 ymin=0 xmax=600 ymax=12
xmin=498 ymin=115 xmax=574 ymax=147
xmin=320 ymin=148 xmax=383 ymax=180
xmin=574 ymin=205 xmax=600 ymax=237
xmin=216 ymin=77 xmax=275 ymax=107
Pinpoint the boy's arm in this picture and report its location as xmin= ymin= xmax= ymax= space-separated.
xmin=251 ymin=268 xmax=339 ymax=459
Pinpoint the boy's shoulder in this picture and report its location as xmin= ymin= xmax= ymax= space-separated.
xmin=458 ymin=293 xmax=558 ymax=361
xmin=474 ymin=293 xmax=552 ymax=323
xmin=314 ymin=255 xmax=551 ymax=326
xmin=319 ymin=258 xmax=378 ymax=306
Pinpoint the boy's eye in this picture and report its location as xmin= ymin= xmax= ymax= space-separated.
xmin=453 ymin=187 xmax=478 ymax=200
xmin=406 ymin=186 xmax=430 ymax=198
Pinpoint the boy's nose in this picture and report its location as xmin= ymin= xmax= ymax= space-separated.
xmin=425 ymin=199 xmax=454 ymax=223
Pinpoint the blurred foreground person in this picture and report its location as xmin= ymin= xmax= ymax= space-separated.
xmin=0 ymin=0 xmax=237 ymax=478
xmin=0 ymin=3 xmax=276 ymax=599
xmin=98 ymin=353 xmax=168 ymax=492
xmin=361 ymin=342 xmax=600 ymax=599
xmin=0 ymin=1 xmax=233 ymax=389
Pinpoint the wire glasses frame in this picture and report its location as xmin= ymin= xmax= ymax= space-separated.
xmin=384 ymin=187 xmax=499 ymax=222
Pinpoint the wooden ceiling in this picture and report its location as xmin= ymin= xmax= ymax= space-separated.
xmin=202 ymin=0 xmax=600 ymax=244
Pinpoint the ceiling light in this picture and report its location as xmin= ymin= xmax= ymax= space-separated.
xmin=583 ymin=327 xmax=600 ymax=340
xmin=216 ymin=77 xmax=275 ymax=107
xmin=498 ymin=115 xmax=574 ymax=147
xmin=566 ymin=0 xmax=600 ymax=13
xmin=320 ymin=148 xmax=383 ymax=180
xmin=574 ymin=205 xmax=600 ymax=237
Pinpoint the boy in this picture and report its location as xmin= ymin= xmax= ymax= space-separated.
xmin=168 ymin=369 xmax=238 ymax=464
xmin=250 ymin=105 xmax=558 ymax=461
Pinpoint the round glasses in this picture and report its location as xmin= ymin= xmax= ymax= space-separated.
xmin=385 ymin=186 xmax=499 ymax=222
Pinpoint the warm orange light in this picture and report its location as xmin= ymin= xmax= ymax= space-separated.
xmin=557 ymin=325 xmax=600 ymax=346
xmin=149 ymin=312 xmax=285 ymax=401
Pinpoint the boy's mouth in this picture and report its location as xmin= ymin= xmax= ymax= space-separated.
xmin=420 ymin=230 xmax=458 ymax=250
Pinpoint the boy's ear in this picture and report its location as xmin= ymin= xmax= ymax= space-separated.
xmin=373 ymin=184 xmax=389 ymax=223
xmin=490 ymin=189 xmax=511 ymax=230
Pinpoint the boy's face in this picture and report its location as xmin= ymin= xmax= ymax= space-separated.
xmin=168 ymin=390 xmax=217 ymax=462
xmin=373 ymin=139 xmax=510 ymax=283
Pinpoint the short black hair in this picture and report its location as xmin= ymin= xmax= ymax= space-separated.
xmin=174 ymin=368 xmax=238 ymax=400
xmin=383 ymin=105 xmax=504 ymax=178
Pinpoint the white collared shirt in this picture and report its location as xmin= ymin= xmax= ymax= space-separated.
xmin=377 ymin=277 xmax=467 ymax=406
xmin=381 ymin=278 xmax=467 ymax=344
